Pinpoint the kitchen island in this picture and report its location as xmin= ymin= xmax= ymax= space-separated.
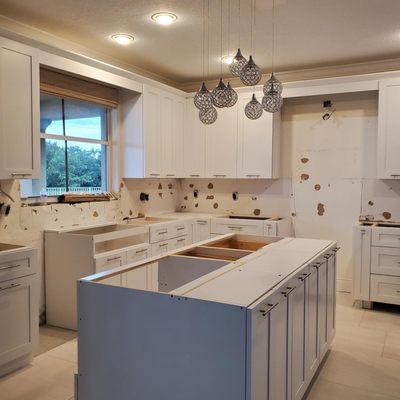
xmin=76 ymin=234 xmax=338 ymax=400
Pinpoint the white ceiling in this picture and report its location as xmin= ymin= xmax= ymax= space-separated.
xmin=1 ymin=0 xmax=400 ymax=88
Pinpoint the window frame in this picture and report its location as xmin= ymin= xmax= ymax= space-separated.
xmin=38 ymin=93 xmax=112 ymax=197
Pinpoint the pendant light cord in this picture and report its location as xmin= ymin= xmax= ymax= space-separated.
xmin=207 ymin=0 xmax=210 ymax=78
xmin=272 ymin=0 xmax=275 ymax=72
xmin=238 ymin=0 xmax=241 ymax=49
xmin=251 ymin=0 xmax=254 ymax=55
xmin=202 ymin=0 xmax=205 ymax=82
xmin=220 ymin=0 xmax=223 ymax=76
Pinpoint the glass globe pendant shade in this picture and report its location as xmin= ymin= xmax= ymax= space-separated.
xmin=263 ymin=73 xmax=283 ymax=96
xmin=262 ymin=90 xmax=283 ymax=113
xmin=199 ymin=106 xmax=218 ymax=125
xmin=240 ymin=55 xmax=262 ymax=86
xmin=245 ymin=94 xmax=263 ymax=120
xmin=211 ymin=78 xmax=232 ymax=108
xmin=226 ymin=82 xmax=238 ymax=107
xmin=229 ymin=48 xmax=247 ymax=77
xmin=194 ymin=82 xmax=212 ymax=110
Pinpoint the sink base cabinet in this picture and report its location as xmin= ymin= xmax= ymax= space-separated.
xmin=76 ymin=247 xmax=337 ymax=400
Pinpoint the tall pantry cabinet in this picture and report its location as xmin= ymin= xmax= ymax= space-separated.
xmin=0 ymin=38 xmax=40 ymax=179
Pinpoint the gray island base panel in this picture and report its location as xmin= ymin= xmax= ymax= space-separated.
xmin=76 ymin=234 xmax=338 ymax=400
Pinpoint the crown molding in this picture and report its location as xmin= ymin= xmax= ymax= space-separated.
xmin=177 ymin=57 xmax=400 ymax=93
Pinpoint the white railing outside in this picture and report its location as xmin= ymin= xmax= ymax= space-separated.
xmin=46 ymin=187 xmax=102 ymax=196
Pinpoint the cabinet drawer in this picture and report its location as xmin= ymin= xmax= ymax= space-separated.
xmin=95 ymin=251 xmax=126 ymax=286
xmin=264 ymin=221 xmax=277 ymax=236
xmin=371 ymin=247 xmax=400 ymax=276
xmin=149 ymin=224 xmax=169 ymax=243
xmin=0 ymin=253 xmax=31 ymax=282
xmin=370 ymin=274 xmax=400 ymax=305
xmin=372 ymin=228 xmax=400 ymax=248
xmin=151 ymin=240 xmax=170 ymax=256
xmin=210 ymin=219 xmax=264 ymax=235
xmin=170 ymin=221 xmax=189 ymax=238
xmin=170 ymin=236 xmax=189 ymax=251
xmin=126 ymin=245 xmax=150 ymax=263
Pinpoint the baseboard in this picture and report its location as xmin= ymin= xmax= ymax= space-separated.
xmin=336 ymin=278 xmax=352 ymax=293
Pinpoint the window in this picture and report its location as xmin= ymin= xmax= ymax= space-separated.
xmin=21 ymin=93 xmax=110 ymax=198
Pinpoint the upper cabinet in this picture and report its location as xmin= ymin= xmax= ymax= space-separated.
xmin=0 ymin=38 xmax=40 ymax=179
xmin=205 ymin=103 xmax=238 ymax=178
xmin=377 ymin=79 xmax=400 ymax=179
xmin=237 ymin=92 xmax=280 ymax=179
xmin=122 ymin=84 xmax=185 ymax=179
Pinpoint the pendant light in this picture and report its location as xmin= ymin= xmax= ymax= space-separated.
xmin=229 ymin=1 xmax=247 ymax=76
xmin=194 ymin=0 xmax=213 ymax=111
xmin=262 ymin=0 xmax=283 ymax=113
xmin=211 ymin=0 xmax=232 ymax=108
xmin=245 ymin=93 xmax=263 ymax=119
xmin=199 ymin=106 xmax=218 ymax=124
xmin=226 ymin=82 xmax=238 ymax=107
xmin=224 ymin=2 xmax=238 ymax=107
xmin=240 ymin=0 xmax=262 ymax=86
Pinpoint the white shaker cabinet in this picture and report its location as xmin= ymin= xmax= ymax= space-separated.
xmin=183 ymin=100 xmax=206 ymax=177
xmin=205 ymin=104 xmax=238 ymax=178
xmin=0 ymin=38 xmax=40 ymax=179
xmin=192 ymin=218 xmax=211 ymax=243
xmin=377 ymin=79 xmax=400 ymax=179
xmin=237 ymin=92 xmax=280 ymax=179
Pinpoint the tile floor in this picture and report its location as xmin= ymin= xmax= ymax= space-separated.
xmin=0 ymin=293 xmax=399 ymax=400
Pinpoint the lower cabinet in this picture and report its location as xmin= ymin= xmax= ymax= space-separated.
xmin=192 ymin=219 xmax=211 ymax=243
xmin=249 ymin=250 xmax=337 ymax=400
xmin=0 ymin=275 xmax=38 ymax=373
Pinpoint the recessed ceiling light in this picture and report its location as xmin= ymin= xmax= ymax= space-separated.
xmin=111 ymin=34 xmax=134 ymax=45
xmin=151 ymin=12 xmax=178 ymax=25
xmin=222 ymin=55 xmax=234 ymax=65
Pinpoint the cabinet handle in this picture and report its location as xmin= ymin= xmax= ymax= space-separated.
xmin=11 ymin=173 xmax=32 ymax=177
xmin=313 ymin=262 xmax=322 ymax=269
xmin=166 ymin=174 xmax=175 ymax=177
xmin=0 ymin=264 xmax=21 ymax=271
xmin=159 ymin=243 xmax=168 ymax=247
xmin=324 ymin=253 xmax=333 ymax=259
xmin=281 ymin=286 xmax=296 ymax=297
xmin=246 ymin=174 xmax=260 ymax=177
xmin=196 ymin=220 xmax=207 ymax=224
xmin=213 ymin=174 xmax=226 ymax=177
xmin=177 ymin=238 xmax=186 ymax=242
xmin=228 ymin=226 xmax=243 ymax=230
xmin=390 ymin=174 xmax=400 ymax=177
xmin=135 ymin=249 xmax=148 ymax=254
xmin=177 ymin=227 xmax=185 ymax=231
xmin=0 ymin=283 xmax=21 ymax=291
xmin=106 ymin=256 xmax=121 ymax=262
xmin=298 ymin=272 xmax=311 ymax=281
xmin=150 ymin=173 xmax=160 ymax=176
xmin=259 ymin=302 xmax=278 ymax=316
xmin=157 ymin=231 xmax=168 ymax=235
xmin=190 ymin=174 xmax=200 ymax=177
xmin=332 ymin=247 xmax=341 ymax=252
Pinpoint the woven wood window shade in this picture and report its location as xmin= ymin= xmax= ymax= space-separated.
xmin=40 ymin=68 xmax=119 ymax=108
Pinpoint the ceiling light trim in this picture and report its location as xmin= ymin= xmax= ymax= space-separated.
xmin=151 ymin=12 xmax=178 ymax=25
xmin=111 ymin=34 xmax=134 ymax=45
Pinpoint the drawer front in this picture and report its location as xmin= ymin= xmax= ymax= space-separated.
xmin=95 ymin=251 xmax=127 ymax=272
xmin=210 ymin=219 xmax=264 ymax=235
xmin=264 ymin=221 xmax=277 ymax=236
xmin=193 ymin=219 xmax=211 ymax=243
xmin=0 ymin=250 xmax=33 ymax=281
xmin=370 ymin=274 xmax=400 ymax=305
xmin=149 ymin=224 xmax=169 ymax=243
xmin=371 ymin=247 xmax=400 ymax=276
xmin=151 ymin=240 xmax=170 ymax=256
xmin=170 ymin=236 xmax=189 ymax=251
xmin=169 ymin=221 xmax=189 ymax=239
xmin=372 ymin=228 xmax=400 ymax=248
xmin=126 ymin=245 xmax=150 ymax=264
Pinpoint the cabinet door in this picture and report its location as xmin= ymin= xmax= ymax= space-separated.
xmin=183 ymin=100 xmax=205 ymax=177
xmin=0 ymin=276 xmax=37 ymax=366
xmin=353 ymin=227 xmax=371 ymax=301
xmin=237 ymin=92 xmax=280 ymax=178
xmin=124 ymin=245 xmax=151 ymax=289
xmin=0 ymin=39 xmax=39 ymax=179
xmin=143 ymin=85 xmax=162 ymax=177
xmin=205 ymin=105 xmax=238 ymax=178
xmin=327 ymin=253 xmax=336 ymax=344
xmin=160 ymin=92 xmax=175 ymax=177
xmin=288 ymin=278 xmax=308 ymax=400
xmin=172 ymin=96 xmax=185 ymax=177
xmin=193 ymin=219 xmax=211 ymax=243
xmin=211 ymin=218 xmax=264 ymax=235
xmin=264 ymin=221 xmax=278 ymax=237
xmin=378 ymin=79 xmax=400 ymax=178
xmin=306 ymin=267 xmax=319 ymax=381
xmin=370 ymin=274 xmax=400 ymax=305
xmin=318 ymin=260 xmax=329 ymax=360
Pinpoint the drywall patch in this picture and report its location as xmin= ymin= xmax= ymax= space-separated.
xmin=184 ymin=196 xmax=188 ymax=200
xmin=314 ymin=184 xmax=321 ymax=191
xmin=158 ymin=193 xmax=163 ymax=198
xmin=254 ymin=209 xmax=261 ymax=216
xmin=383 ymin=211 xmax=392 ymax=220
xmin=168 ymin=183 xmax=173 ymax=189
xmin=129 ymin=209 xmax=133 ymax=216
xmin=208 ymin=183 xmax=214 ymax=189
xmin=317 ymin=203 xmax=325 ymax=216
xmin=301 ymin=174 xmax=310 ymax=181
xmin=158 ymin=183 xmax=162 ymax=190
xmin=368 ymin=201 xmax=374 ymax=206
xmin=301 ymin=157 xmax=309 ymax=164
xmin=195 ymin=203 xmax=199 ymax=208
xmin=93 ymin=211 xmax=99 ymax=217
xmin=206 ymin=195 xmax=214 ymax=200
xmin=189 ymin=184 xmax=194 ymax=188
xmin=213 ymin=203 xmax=219 ymax=209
